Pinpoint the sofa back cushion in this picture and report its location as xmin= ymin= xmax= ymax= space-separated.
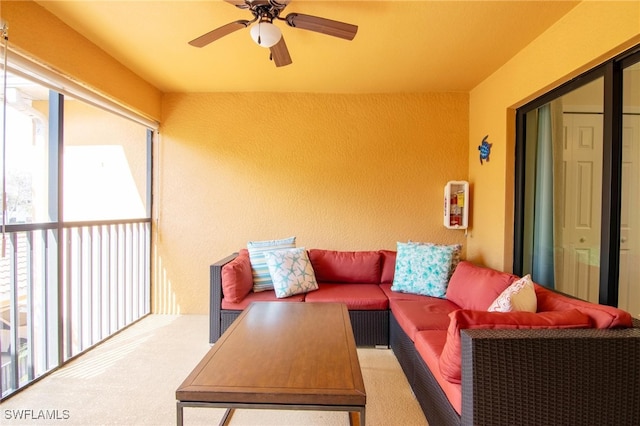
xmin=439 ymin=309 xmax=592 ymax=384
xmin=308 ymin=249 xmax=382 ymax=284
xmin=534 ymin=283 xmax=633 ymax=328
xmin=446 ymin=261 xmax=518 ymax=310
xmin=221 ymin=249 xmax=254 ymax=303
xmin=379 ymin=250 xmax=397 ymax=284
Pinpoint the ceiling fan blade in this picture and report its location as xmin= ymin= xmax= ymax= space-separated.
xmin=270 ymin=37 xmax=292 ymax=67
xmin=284 ymin=13 xmax=357 ymax=40
xmin=271 ymin=0 xmax=291 ymax=8
xmin=224 ymin=0 xmax=249 ymax=9
xmin=188 ymin=20 xmax=251 ymax=47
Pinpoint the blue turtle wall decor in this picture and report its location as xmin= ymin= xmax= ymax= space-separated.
xmin=478 ymin=135 xmax=492 ymax=165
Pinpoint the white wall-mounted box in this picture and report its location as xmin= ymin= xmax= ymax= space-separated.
xmin=444 ymin=181 xmax=469 ymax=229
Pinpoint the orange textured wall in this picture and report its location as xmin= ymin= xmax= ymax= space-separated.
xmin=1 ymin=0 xmax=162 ymax=121
xmin=156 ymin=92 xmax=469 ymax=313
xmin=468 ymin=1 xmax=640 ymax=272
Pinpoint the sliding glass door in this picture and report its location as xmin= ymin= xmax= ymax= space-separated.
xmin=515 ymin=46 xmax=640 ymax=318
xmin=619 ymin=61 xmax=640 ymax=318
xmin=520 ymin=78 xmax=604 ymax=301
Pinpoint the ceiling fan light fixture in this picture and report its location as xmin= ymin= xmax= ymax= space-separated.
xmin=250 ymin=21 xmax=282 ymax=48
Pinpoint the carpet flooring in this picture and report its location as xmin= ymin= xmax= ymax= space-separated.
xmin=1 ymin=315 xmax=428 ymax=425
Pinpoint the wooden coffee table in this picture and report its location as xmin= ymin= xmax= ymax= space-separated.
xmin=176 ymin=302 xmax=366 ymax=425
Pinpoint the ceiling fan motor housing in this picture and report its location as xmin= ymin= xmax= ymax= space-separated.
xmin=248 ymin=1 xmax=288 ymax=22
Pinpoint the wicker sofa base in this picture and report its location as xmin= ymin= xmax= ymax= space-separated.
xmin=219 ymin=308 xmax=389 ymax=347
xmin=220 ymin=310 xmax=241 ymax=339
xmin=391 ymin=311 xmax=640 ymax=426
xmin=461 ymin=324 xmax=640 ymax=426
xmin=390 ymin=312 xmax=461 ymax=426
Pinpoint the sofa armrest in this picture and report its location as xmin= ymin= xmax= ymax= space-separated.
xmin=460 ymin=326 xmax=640 ymax=426
xmin=209 ymin=253 xmax=239 ymax=344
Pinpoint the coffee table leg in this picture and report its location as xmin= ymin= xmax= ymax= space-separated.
xmin=349 ymin=408 xmax=365 ymax=426
xmin=219 ymin=408 xmax=235 ymax=426
xmin=176 ymin=402 xmax=184 ymax=426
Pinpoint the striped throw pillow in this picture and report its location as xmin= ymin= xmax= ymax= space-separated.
xmin=247 ymin=236 xmax=296 ymax=292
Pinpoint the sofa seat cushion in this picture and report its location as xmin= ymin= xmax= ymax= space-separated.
xmin=380 ymin=283 xmax=443 ymax=302
xmin=221 ymin=291 xmax=305 ymax=310
xmin=439 ymin=309 xmax=592 ymax=384
xmin=446 ymin=261 xmax=518 ymax=311
xmin=534 ymin=283 xmax=633 ymax=328
xmin=308 ymin=250 xmax=382 ymax=284
xmin=304 ymin=283 xmax=388 ymax=310
xmin=221 ymin=249 xmax=254 ymax=303
xmin=414 ymin=330 xmax=462 ymax=415
xmin=390 ymin=299 xmax=459 ymax=340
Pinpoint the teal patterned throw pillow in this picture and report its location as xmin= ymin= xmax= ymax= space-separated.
xmin=247 ymin=236 xmax=296 ymax=292
xmin=264 ymin=248 xmax=318 ymax=299
xmin=408 ymin=241 xmax=462 ymax=280
xmin=391 ymin=242 xmax=455 ymax=297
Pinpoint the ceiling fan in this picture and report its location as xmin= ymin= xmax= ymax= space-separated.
xmin=188 ymin=0 xmax=358 ymax=67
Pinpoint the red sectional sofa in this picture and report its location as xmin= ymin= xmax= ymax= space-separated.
xmin=211 ymin=249 xmax=393 ymax=346
xmin=210 ymin=248 xmax=640 ymax=426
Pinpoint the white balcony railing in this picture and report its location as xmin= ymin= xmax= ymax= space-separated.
xmin=0 ymin=220 xmax=151 ymax=399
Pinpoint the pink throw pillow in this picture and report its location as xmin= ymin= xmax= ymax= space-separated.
xmin=439 ymin=309 xmax=592 ymax=384
xmin=221 ymin=249 xmax=253 ymax=303
xmin=445 ymin=261 xmax=518 ymax=310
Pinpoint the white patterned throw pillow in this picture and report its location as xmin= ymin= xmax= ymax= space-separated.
xmin=391 ymin=242 xmax=456 ymax=297
xmin=264 ymin=248 xmax=318 ymax=298
xmin=488 ymin=274 xmax=537 ymax=312
xmin=247 ymin=236 xmax=296 ymax=292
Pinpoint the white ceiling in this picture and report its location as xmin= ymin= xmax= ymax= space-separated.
xmin=34 ymin=0 xmax=580 ymax=94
